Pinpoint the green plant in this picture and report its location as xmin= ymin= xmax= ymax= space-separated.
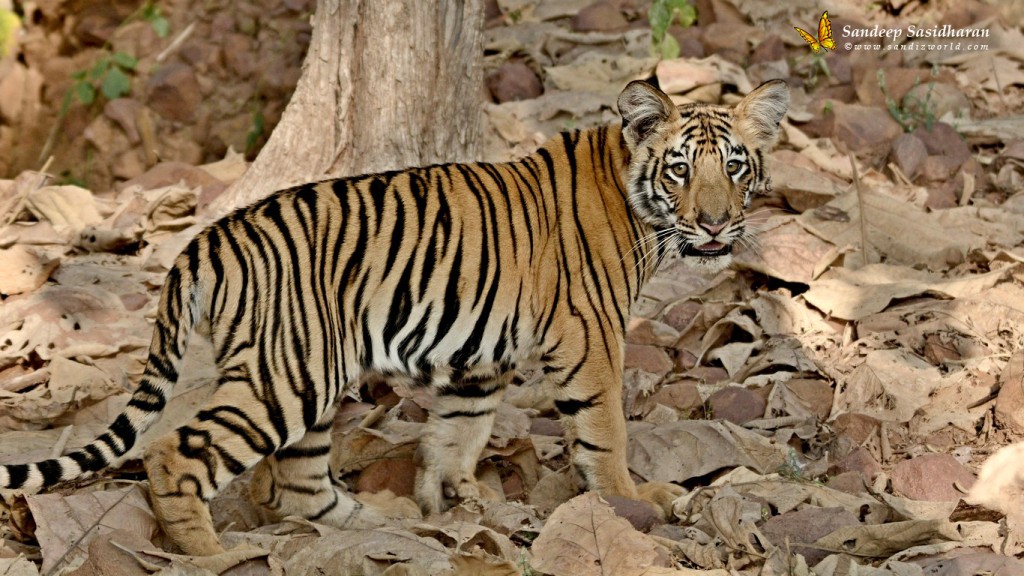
xmin=245 ymin=106 xmax=266 ymax=157
xmin=878 ymin=67 xmax=939 ymax=132
xmin=142 ymin=2 xmax=171 ymax=38
xmin=649 ymin=0 xmax=696 ymax=59
xmin=69 ymin=51 xmax=137 ymax=105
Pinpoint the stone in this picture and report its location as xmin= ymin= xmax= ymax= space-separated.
xmin=856 ymin=67 xmax=928 ymax=108
xmin=146 ymin=63 xmax=202 ymax=123
xmin=627 ymin=318 xmax=680 ymax=347
xmin=826 ymin=471 xmax=869 ymax=495
xmin=891 ymin=453 xmax=976 ymax=501
xmin=683 ymin=366 xmax=729 ymax=385
xmin=661 ymin=299 xmax=701 ymax=333
xmin=926 ymin=179 xmax=959 ymax=210
xmin=832 ymin=412 xmax=880 ymax=445
xmin=355 ymin=458 xmax=418 ymax=497
xmin=785 ymin=379 xmax=833 ymax=420
xmin=668 ymin=25 xmax=704 ymax=59
xmin=913 ymin=123 xmax=970 ymax=165
xmin=708 ymin=387 xmax=764 ymax=425
xmin=72 ymin=4 xmax=121 ymax=47
xmin=760 ymin=507 xmax=861 ymax=565
xmin=646 ymin=381 xmax=703 ymax=417
xmin=889 ymin=133 xmax=927 ymax=181
xmin=571 ymin=1 xmax=628 ymax=32
xmin=502 ymin=470 xmax=525 ymax=500
xmin=486 ymin=60 xmax=542 ymax=103
xmin=605 ymin=495 xmax=662 ymax=532
xmin=103 ymin=98 xmax=145 ymax=144
xmin=903 ymin=82 xmax=970 ymax=121
xmin=995 ymin=350 xmax=1024 ymax=434
xmin=829 ymin=446 xmax=883 ymax=482
xmin=750 ymin=35 xmax=785 ymax=64
xmin=624 ymin=344 xmax=673 ymax=377
xmin=222 ymin=33 xmax=256 ymax=78
xmin=829 ymin=103 xmax=903 ymax=160
xmin=921 ymin=154 xmax=964 ymax=182
xmin=700 ymin=22 xmax=753 ymax=62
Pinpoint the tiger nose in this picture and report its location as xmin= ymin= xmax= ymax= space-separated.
xmin=697 ymin=213 xmax=728 ymax=235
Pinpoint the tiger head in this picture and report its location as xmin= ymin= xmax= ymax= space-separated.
xmin=617 ymin=79 xmax=790 ymax=273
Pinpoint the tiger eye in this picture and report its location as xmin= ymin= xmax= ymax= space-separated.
xmin=726 ymin=159 xmax=741 ymax=175
xmin=669 ymin=163 xmax=689 ymax=179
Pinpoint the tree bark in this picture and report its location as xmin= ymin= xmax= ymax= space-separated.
xmin=208 ymin=0 xmax=484 ymax=218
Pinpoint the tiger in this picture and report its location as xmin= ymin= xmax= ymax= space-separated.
xmin=0 ymin=79 xmax=789 ymax=555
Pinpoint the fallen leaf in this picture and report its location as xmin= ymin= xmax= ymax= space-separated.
xmin=530 ymin=492 xmax=669 ymax=576
xmin=0 ymin=246 xmax=58 ymax=296
xmin=27 ymin=485 xmax=157 ymax=576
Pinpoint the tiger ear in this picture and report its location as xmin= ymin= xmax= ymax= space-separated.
xmin=733 ymin=79 xmax=790 ymax=148
xmin=617 ymin=80 xmax=677 ymax=150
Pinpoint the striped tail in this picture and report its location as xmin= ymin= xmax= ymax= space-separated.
xmin=0 ymin=255 xmax=204 ymax=491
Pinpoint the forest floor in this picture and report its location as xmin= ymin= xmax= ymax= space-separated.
xmin=2 ymin=0 xmax=1024 ymax=574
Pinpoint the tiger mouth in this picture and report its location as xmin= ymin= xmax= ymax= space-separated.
xmin=682 ymin=242 xmax=732 ymax=258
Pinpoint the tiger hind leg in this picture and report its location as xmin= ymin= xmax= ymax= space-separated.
xmin=415 ymin=370 xmax=511 ymax=514
xmin=249 ymin=406 xmax=387 ymax=529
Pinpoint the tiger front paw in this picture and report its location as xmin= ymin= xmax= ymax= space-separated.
xmin=636 ymin=481 xmax=687 ymax=520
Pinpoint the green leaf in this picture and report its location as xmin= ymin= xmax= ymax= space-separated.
xmin=101 ymin=67 xmax=132 ymax=100
xmin=659 ymin=34 xmax=681 ymax=60
xmin=674 ymin=4 xmax=697 ymax=27
xmin=150 ymin=16 xmax=170 ymax=38
xmin=648 ymin=2 xmax=670 ymax=43
xmin=71 ymin=69 xmax=87 ymax=80
xmin=89 ymin=58 xmax=110 ymax=80
xmin=112 ymin=51 xmax=137 ymax=70
xmin=75 ymin=82 xmax=96 ymax=104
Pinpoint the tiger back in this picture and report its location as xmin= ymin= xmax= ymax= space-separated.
xmin=0 ymin=79 xmax=789 ymax=555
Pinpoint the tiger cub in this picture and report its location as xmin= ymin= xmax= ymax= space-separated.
xmin=0 ymin=79 xmax=788 ymax=555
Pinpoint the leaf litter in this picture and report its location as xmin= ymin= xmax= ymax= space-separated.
xmin=3 ymin=0 xmax=1024 ymax=574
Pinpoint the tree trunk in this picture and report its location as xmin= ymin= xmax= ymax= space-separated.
xmin=207 ymin=0 xmax=484 ymax=218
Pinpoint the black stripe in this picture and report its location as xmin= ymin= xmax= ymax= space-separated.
xmin=555 ymin=391 xmax=602 ymax=416
xmin=4 ymin=464 xmax=28 ymax=489
xmin=439 ymin=408 xmax=496 ymax=419
xmin=573 ymin=439 xmax=611 ymax=453
xmin=276 ymin=444 xmax=331 ymax=459
xmin=37 ymin=459 xmax=63 ymax=486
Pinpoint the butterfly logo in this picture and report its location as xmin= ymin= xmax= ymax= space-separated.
xmin=795 ymin=11 xmax=836 ymax=53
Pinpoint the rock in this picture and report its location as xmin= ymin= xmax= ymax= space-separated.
xmin=903 ymin=82 xmax=970 ymax=121
xmin=624 ymin=344 xmax=673 ymax=376
xmin=668 ymin=25 xmax=704 ymax=59
xmin=487 ymin=60 xmax=543 ymax=103
xmin=646 ymin=381 xmax=703 ymax=417
xmin=103 ymin=98 xmax=145 ymax=144
xmin=913 ymin=123 xmax=970 ymax=165
xmin=891 ymin=453 xmax=976 ymax=501
xmin=571 ymin=1 xmax=628 ymax=32
xmin=829 ymin=446 xmax=883 ymax=482
xmin=826 ymin=471 xmax=869 ymax=495
xmin=760 ymin=507 xmax=861 ymax=565
xmin=605 ymin=495 xmax=662 ymax=532
xmin=995 ymin=351 xmax=1024 ymax=434
xmin=708 ymin=387 xmax=764 ymax=425
xmin=146 ymin=63 xmax=202 ymax=123
xmin=750 ymin=34 xmax=785 ymax=64
xmin=661 ymin=299 xmax=701 ymax=333
xmin=502 ymin=470 xmax=525 ymax=500
xmin=785 ymin=379 xmax=833 ymax=420
xmin=889 ymin=133 xmax=927 ymax=181
xmin=627 ymin=318 xmax=680 ymax=347
xmin=72 ymin=4 xmax=121 ymax=47
xmin=926 ymin=179 xmax=959 ymax=210
xmin=829 ymin=103 xmax=903 ymax=160
xmin=921 ymin=154 xmax=964 ymax=182
xmin=700 ymin=22 xmax=753 ymax=62
xmin=856 ymin=67 xmax=927 ymax=108
xmin=683 ymin=366 xmax=729 ymax=385
xmin=832 ymin=412 xmax=880 ymax=444
xmin=355 ymin=458 xmax=418 ymax=497
xmin=222 ymin=33 xmax=257 ymax=78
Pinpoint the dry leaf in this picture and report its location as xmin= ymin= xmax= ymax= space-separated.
xmin=626 ymin=421 xmax=786 ymax=484
xmin=27 ymin=485 xmax=157 ymax=575
xmin=25 ymin=185 xmax=104 ymax=234
xmin=0 ymin=246 xmax=58 ymax=296
xmin=282 ymin=526 xmax=452 ymax=575
xmin=0 ymin=557 xmax=40 ymax=576
xmin=530 ymin=492 xmax=669 ymax=576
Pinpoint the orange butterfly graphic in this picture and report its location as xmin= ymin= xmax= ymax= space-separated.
xmin=795 ymin=11 xmax=836 ymax=53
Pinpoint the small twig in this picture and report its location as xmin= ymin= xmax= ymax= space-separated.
xmin=744 ymin=416 xmax=807 ymax=430
xmin=49 ymin=425 xmax=74 ymax=460
xmin=879 ymin=421 xmax=892 ymax=464
xmin=156 ymin=21 xmax=196 ymax=63
xmin=992 ymin=56 xmax=1008 ymax=110
xmin=960 ymin=172 xmax=976 ymax=207
xmin=887 ymin=162 xmax=913 ymax=187
xmin=45 ymin=487 xmax=138 ymax=576
xmin=848 ymin=153 xmax=871 ymax=265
